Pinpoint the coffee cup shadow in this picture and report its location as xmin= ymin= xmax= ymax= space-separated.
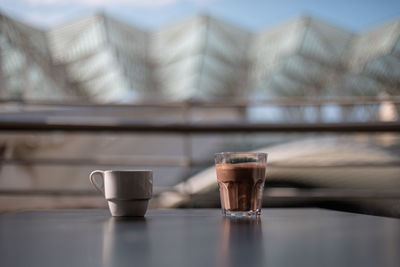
xmin=102 ymin=217 xmax=150 ymax=267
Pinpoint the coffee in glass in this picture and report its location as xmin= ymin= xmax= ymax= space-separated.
xmin=215 ymin=152 xmax=267 ymax=217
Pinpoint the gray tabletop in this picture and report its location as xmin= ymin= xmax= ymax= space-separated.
xmin=1 ymin=208 xmax=400 ymax=267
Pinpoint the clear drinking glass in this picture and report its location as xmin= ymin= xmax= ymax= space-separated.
xmin=215 ymin=152 xmax=267 ymax=217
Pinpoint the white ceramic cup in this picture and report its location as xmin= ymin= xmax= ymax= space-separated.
xmin=89 ymin=170 xmax=153 ymax=217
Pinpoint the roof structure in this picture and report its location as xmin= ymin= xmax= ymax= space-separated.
xmin=1 ymin=12 xmax=400 ymax=102
xmin=0 ymin=13 xmax=82 ymax=101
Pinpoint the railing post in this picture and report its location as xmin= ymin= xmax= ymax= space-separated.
xmin=182 ymin=101 xmax=193 ymax=204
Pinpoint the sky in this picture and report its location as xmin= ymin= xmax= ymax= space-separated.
xmin=0 ymin=0 xmax=399 ymax=32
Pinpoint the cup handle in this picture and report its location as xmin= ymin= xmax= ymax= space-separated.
xmin=89 ymin=170 xmax=105 ymax=195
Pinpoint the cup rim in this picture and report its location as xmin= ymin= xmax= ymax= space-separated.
xmin=103 ymin=169 xmax=152 ymax=173
xmin=214 ymin=152 xmax=268 ymax=156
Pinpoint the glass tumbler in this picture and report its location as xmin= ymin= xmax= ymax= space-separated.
xmin=215 ymin=152 xmax=267 ymax=217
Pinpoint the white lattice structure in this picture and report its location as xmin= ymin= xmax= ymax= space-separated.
xmin=0 ymin=13 xmax=80 ymax=101
xmin=151 ymin=15 xmax=250 ymax=100
xmin=1 ymin=12 xmax=400 ymax=102
xmin=48 ymin=14 xmax=151 ymax=102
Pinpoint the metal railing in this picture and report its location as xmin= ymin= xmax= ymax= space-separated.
xmin=1 ymin=120 xmax=400 ymax=133
xmin=1 ymin=99 xmax=400 ymax=202
xmin=2 ymin=96 xmax=400 ymax=106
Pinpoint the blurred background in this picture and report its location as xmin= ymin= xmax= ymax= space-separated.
xmin=0 ymin=0 xmax=399 ymax=216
